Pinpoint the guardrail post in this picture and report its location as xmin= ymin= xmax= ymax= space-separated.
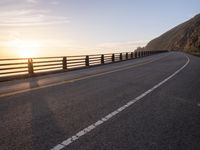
xmin=28 ymin=58 xmax=34 ymax=76
xmin=120 ymin=53 xmax=123 ymax=61
xmin=131 ymin=52 xmax=133 ymax=59
xmin=101 ymin=54 xmax=104 ymax=64
xmin=62 ymin=57 xmax=67 ymax=70
xmin=112 ymin=54 xmax=115 ymax=62
xmin=85 ymin=55 xmax=89 ymax=67
xmin=126 ymin=53 xmax=128 ymax=60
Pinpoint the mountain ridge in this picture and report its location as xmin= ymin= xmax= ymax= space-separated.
xmin=144 ymin=14 xmax=200 ymax=52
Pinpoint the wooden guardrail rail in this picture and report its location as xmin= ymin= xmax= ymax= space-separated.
xmin=0 ymin=50 xmax=168 ymax=81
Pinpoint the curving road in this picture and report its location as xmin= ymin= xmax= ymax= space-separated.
xmin=0 ymin=52 xmax=200 ymax=150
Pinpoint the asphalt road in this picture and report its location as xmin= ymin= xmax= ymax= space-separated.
xmin=0 ymin=52 xmax=199 ymax=150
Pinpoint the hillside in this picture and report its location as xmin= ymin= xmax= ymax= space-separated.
xmin=145 ymin=14 xmax=200 ymax=52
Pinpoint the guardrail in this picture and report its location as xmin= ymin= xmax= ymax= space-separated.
xmin=0 ymin=50 xmax=168 ymax=81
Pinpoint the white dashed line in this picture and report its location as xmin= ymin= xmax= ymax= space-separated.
xmin=51 ymin=55 xmax=190 ymax=150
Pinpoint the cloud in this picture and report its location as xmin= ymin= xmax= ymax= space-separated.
xmin=50 ymin=1 xmax=60 ymax=5
xmin=27 ymin=0 xmax=37 ymax=3
xmin=0 ymin=0 xmax=69 ymax=27
xmin=97 ymin=40 xmax=148 ymax=51
xmin=0 ymin=10 xmax=69 ymax=27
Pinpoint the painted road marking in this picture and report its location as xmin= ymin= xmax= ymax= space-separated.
xmin=0 ymin=54 xmax=170 ymax=98
xmin=51 ymin=54 xmax=190 ymax=150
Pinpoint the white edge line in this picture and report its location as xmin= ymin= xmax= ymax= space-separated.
xmin=50 ymin=54 xmax=190 ymax=150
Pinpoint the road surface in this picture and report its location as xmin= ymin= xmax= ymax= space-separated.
xmin=0 ymin=52 xmax=199 ymax=150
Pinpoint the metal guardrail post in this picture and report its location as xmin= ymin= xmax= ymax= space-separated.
xmin=126 ymin=53 xmax=128 ymax=60
xmin=85 ymin=55 xmax=89 ymax=67
xmin=131 ymin=52 xmax=133 ymax=59
xmin=112 ymin=54 xmax=115 ymax=62
xmin=62 ymin=57 xmax=67 ymax=70
xmin=28 ymin=58 xmax=34 ymax=75
xmin=120 ymin=53 xmax=123 ymax=61
xmin=101 ymin=54 xmax=104 ymax=64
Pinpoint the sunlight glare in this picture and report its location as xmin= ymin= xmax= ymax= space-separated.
xmin=10 ymin=39 xmax=40 ymax=58
xmin=18 ymin=49 xmax=35 ymax=58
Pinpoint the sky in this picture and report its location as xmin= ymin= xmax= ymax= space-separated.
xmin=0 ymin=0 xmax=199 ymax=58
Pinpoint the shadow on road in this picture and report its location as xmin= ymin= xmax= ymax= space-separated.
xmin=29 ymin=79 xmax=67 ymax=150
xmin=0 ymin=79 xmax=67 ymax=150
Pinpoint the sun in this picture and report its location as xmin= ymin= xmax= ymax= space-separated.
xmin=10 ymin=39 xmax=40 ymax=58
xmin=18 ymin=49 xmax=36 ymax=58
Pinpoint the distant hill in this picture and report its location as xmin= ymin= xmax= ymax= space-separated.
xmin=145 ymin=14 xmax=200 ymax=52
